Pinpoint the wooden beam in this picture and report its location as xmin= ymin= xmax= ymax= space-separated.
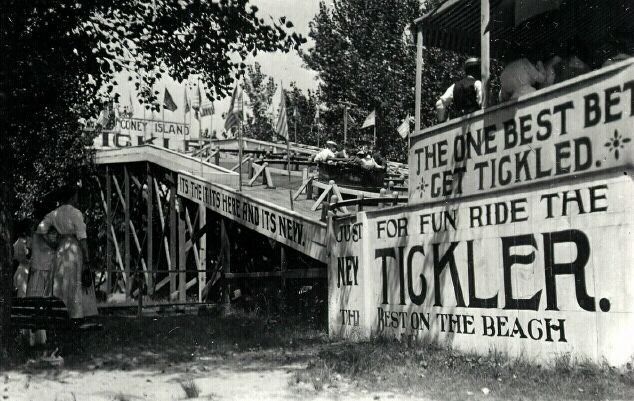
xmin=248 ymin=162 xmax=267 ymax=186
xmin=94 ymin=175 xmax=128 ymax=286
xmin=124 ymin=166 xmax=131 ymax=300
xmin=481 ymin=0 xmax=490 ymax=108
xmin=331 ymin=184 xmax=349 ymax=214
xmin=280 ymin=246 xmax=287 ymax=288
xmin=220 ymin=218 xmax=231 ymax=308
xmin=146 ymin=162 xmax=154 ymax=295
xmin=415 ymin=26 xmax=423 ymax=134
xmin=311 ymin=183 xmax=333 ymax=211
xmin=153 ymin=178 xmax=172 ymax=284
xmin=105 ymin=168 xmax=113 ymax=293
xmin=198 ymin=206 xmax=206 ymax=302
xmin=178 ymin=198 xmax=187 ymax=302
xmin=169 ymin=172 xmax=178 ymax=296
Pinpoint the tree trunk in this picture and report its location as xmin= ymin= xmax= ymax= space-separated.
xmin=0 ymin=7 xmax=14 ymax=355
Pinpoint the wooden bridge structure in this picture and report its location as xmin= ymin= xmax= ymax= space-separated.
xmin=92 ymin=140 xmax=408 ymax=307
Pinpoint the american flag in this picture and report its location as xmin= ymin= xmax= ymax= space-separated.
xmin=224 ymin=85 xmax=244 ymax=132
xmin=276 ymin=89 xmax=289 ymax=141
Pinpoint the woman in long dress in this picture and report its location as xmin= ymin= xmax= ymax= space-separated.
xmin=34 ymin=185 xmax=98 ymax=319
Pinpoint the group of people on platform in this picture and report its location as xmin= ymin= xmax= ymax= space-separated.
xmin=436 ymin=31 xmax=633 ymax=122
xmin=12 ymin=183 xmax=98 ymax=345
xmin=313 ymin=140 xmax=385 ymax=170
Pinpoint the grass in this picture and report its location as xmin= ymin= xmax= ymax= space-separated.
xmin=292 ymin=338 xmax=634 ymax=401
xmin=180 ymin=380 xmax=200 ymax=399
xmin=3 ymin=311 xmax=633 ymax=400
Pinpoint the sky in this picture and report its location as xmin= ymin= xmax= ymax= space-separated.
xmin=112 ymin=0 xmax=328 ymax=137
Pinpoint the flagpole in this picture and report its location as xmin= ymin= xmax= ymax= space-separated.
xmin=373 ymin=123 xmax=376 ymax=148
xmin=161 ymin=87 xmax=165 ymax=147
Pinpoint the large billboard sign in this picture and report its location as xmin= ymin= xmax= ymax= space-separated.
xmin=329 ymin=176 xmax=634 ymax=365
xmin=409 ymin=61 xmax=634 ymax=204
xmin=89 ymin=117 xmax=206 ymax=152
xmin=177 ymin=172 xmax=328 ymax=263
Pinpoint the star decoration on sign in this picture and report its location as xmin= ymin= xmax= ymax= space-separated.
xmin=605 ymin=130 xmax=630 ymax=160
xmin=416 ymin=176 xmax=430 ymax=197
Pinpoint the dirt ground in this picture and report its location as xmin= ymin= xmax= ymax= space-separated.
xmin=1 ymin=350 xmax=419 ymax=401
xmin=1 ymin=313 xmax=631 ymax=401
xmin=0 ymin=314 xmax=420 ymax=401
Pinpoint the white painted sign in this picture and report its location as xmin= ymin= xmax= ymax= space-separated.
xmin=177 ymin=173 xmax=328 ymax=263
xmin=409 ymin=60 xmax=634 ymax=203
xmin=90 ymin=117 xmax=207 ymax=152
xmin=329 ymin=175 xmax=634 ymax=366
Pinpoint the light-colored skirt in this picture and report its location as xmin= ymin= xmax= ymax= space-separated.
xmin=52 ymin=235 xmax=98 ymax=319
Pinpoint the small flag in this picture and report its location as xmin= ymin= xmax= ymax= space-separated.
xmin=276 ymin=90 xmax=289 ymax=141
xmin=361 ymin=110 xmax=376 ymax=129
xmin=184 ymin=86 xmax=191 ymax=113
xmin=224 ymin=85 xmax=244 ymax=132
xmin=163 ymin=88 xmax=178 ymax=112
xmin=397 ymin=115 xmax=412 ymax=139
xmin=200 ymin=101 xmax=214 ymax=117
xmin=345 ymin=109 xmax=356 ymax=126
xmin=192 ymin=83 xmax=201 ymax=110
xmin=122 ymin=89 xmax=134 ymax=117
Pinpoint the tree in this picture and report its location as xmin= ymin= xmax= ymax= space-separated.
xmin=0 ymin=0 xmax=303 ymax=352
xmin=286 ymin=83 xmax=320 ymax=146
xmin=243 ymin=63 xmax=277 ymax=141
xmin=303 ymin=0 xmax=465 ymax=161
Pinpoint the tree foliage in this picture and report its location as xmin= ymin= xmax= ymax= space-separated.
xmin=243 ymin=63 xmax=277 ymax=140
xmin=303 ymin=0 xmax=467 ymax=161
xmin=0 ymin=0 xmax=303 ymax=350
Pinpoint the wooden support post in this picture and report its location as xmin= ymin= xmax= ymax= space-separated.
xmin=146 ymin=163 xmax=154 ymax=295
xmin=280 ymin=246 xmax=287 ymax=288
xmin=198 ymin=206 xmax=207 ymax=302
xmin=414 ymin=27 xmax=423 ymax=134
xmin=178 ymin=198 xmax=187 ymax=302
xmin=220 ymin=218 xmax=231 ymax=312
xmin=124 ymin=166 xmax=131 ymax=300
xmin=321 ymin=196 xmax=330 ymax=221
xmin=357 ymin=193 xmax=364 ymax=212
xmin=169 ymin=172 xmax=177 ymax=297
xmin=214 ymin=147 xmax=220 ymax=166
xmin=392 ymin=191 xmax=399 ymax=206
xmin=379 ymin=188 xmax=387 ymax=209
xmin=481 ymin=0 xmax=490 ymax=108
xmin=105 ymin=167 xmax=113 ymax=294
xmin=311 ymin=182 xmax=334 ymax=212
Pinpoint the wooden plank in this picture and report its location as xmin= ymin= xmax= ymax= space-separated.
xmin=331 ymin=184 xmax=349 ymax=214
xmin=292 ymin=176 xmax=314 ymax=200
xmin=105 ymin=169 xmax=113 ymax=293
xmin=178 ymin=198 xmax=187 ymax=302
xmin=198 ymin=206 xmax=207 ymax=302
xmin=283 ymin=268 xmax=327 ymax=279
xmin=220 ymin=218 xmax=231 ymax=307
xmin=153 ymin=178 xmax=172 ymax=278
xmin=415 ymin=27 xmax=423 ymax=133
xmin=280 ymin=246 xmax=287 ymax=288
xmin=311 ymin=184 xmax=333 ymax=211
xmin=224 ymin=271 xmax=282 ymax=279
xmin=124 ymin=166 xmax=131 ymax=300
xmin=170 ymin=172 xmax=177 ymax=296
xmin=146 ymin=162 xmax=154 ymax=295
xmin=248 ymin=163 xmax=267 ymax=186
xmin=170 ymin=278 xmax=197 ymax=300
xmin=154 ymin=275 xmax=170 ymax=292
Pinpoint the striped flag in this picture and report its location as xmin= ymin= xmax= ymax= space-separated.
xmin=361 ymin=110 xmax=376 ymax=128
xmin=200 ymin=100 xmax=214 ymax=117
xmin=397 ymin=115 xmax=413 ymax=139
xmin=276 ymin=90 xmax=289 ymax=141
xmin=224 ymin=85 xmax=244 ymax=132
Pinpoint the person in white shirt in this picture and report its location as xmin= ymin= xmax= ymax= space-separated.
xmin=436 ymin=58 xmax=483 ymax=122
xmin=314 ymin=140 xmax=338 ymax=162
